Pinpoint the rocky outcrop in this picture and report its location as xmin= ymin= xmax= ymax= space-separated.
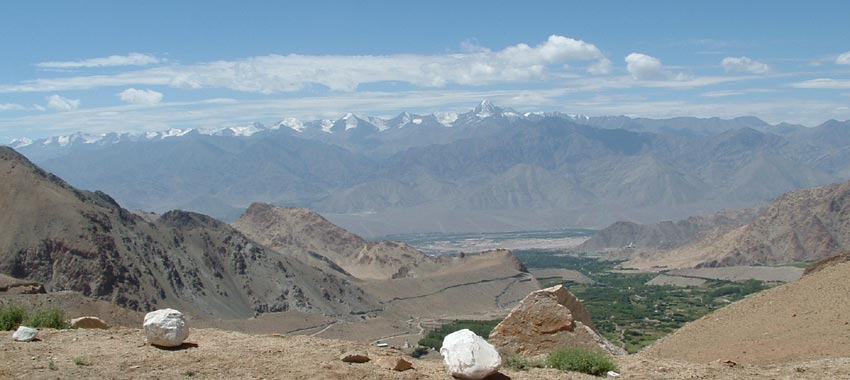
xmin=489 ymin=285 xmax=624 ymax=356
xmin=70 ymin=316 xmax=110 ymax=329
xmin=440 ymin=329 xmax=502 ymax=380
xmin=375 ymin=356 xmax=413 ymax=371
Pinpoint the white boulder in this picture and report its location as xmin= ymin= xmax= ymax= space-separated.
xmin=143 ymin=308 xmax=189 ymax=347
xmin=12 ymin=326 xmax=38 ymax=342
xmin=440 ymin=329 xmax=502 ymax=380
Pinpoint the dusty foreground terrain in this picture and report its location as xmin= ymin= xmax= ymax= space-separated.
xmin=2 ymin=328 xmax=849 ymax=380
xmin=644 ymin=260 xmax=850 ymax=364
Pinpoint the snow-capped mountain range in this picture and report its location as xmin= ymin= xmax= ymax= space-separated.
xmin=6 ymin=100 xmax=576 ymax=149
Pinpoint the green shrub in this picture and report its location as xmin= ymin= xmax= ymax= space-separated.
xmin=410 ymin=346 xmax=430 ymax=358
xmin=546 ymin=347 xmax=617 ymax=376
xmin=503 ymin=356 xmax=544 ymax=371
xmin=26 ymin=308 xmax=68 ymax=329
xmin=0 ymin=304 xmax=27 ymax=330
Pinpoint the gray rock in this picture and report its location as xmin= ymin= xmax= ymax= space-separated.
xmin=12 ymin=326 xmax=38 ymax=342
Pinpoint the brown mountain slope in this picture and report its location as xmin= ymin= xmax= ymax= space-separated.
xmin=642 ymin=259 xmax=850 ymax=364
xmin=627 ymin=179 xmax=850 ymax=269
xmin=0 ymin=147 xmax=377 ymax=319
xmin=232 ymin=203 xmax=447 ymax=280
xmin=577 ymin=208 xmax=758 ymax=254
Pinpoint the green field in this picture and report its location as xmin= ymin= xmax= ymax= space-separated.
xmin=514 ymin=250 xmax=771 ymax=353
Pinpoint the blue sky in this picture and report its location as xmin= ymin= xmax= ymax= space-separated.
xmin=1 ymin=1 xmax=849 ymax=141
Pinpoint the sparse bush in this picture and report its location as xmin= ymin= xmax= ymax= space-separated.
xmin=503 ymin=356 xmax=544 ymax=371
xmin=546 ymin=347 xmax=617 ymax=376
xmin=27 ymin=308 xmax=68 ymax=329
xmin=0 ymin=304 xmax=27 ymax=330
xmin=410 ymin=346 xmax=430 ymax=358
xmin=73 ymin=357 xmax=89 ymax=367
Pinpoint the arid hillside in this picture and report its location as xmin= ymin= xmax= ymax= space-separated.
xmin=0 ymin=147 xmax=377 ymax=319
xmin=626 ymin=179 xmax=850 ymax=269
xmin=233 ymin=203 xmax=449 ymax=280
xmin=642 ymin=258 xmax=850 ymax=364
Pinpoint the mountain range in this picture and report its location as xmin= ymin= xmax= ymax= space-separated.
xmin=0 ymin=146 xmax=536 ymax=327
xmin=8 ymin=101 xmax=850 ymax=237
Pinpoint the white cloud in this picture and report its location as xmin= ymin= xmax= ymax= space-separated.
xmin=4 ymin=36 xmax=606 ymax=94
xmin=625 ymin=53 xmax=667 ymax=80
xmin=0 ymin=103 xmax=26 ymax=111
xmin=37 ymin=53 xmax=160 ymax=69
xmin=721 ymin=56 xmax=770 ymax=74
xmin=118 ymin=88 xmax=163 ymax=105
xmin=45 ymin=94 xmax=80 ymax=111
xmin=587 ymin=58 xmax=613 ymax=75
xmin=791 ymin=78 xmax=850 ymax=89
xmin=837 ymin=51 xmax=850 ymax=65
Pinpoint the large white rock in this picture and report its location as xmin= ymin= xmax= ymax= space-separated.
xmin=440 ymin=329 xmax=501 ymax=380
xmin=12 ymin=326 xmax=38 ymax=342
xmin=143 ymin=308 xmax=189 ymax=347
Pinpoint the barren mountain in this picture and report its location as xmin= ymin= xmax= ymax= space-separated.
xmin=628 ymin=179 xmax=850 ymax=269
xmin=643 ymin=258 xmax=850 ymax=364
xmin=0 ymin=147 xmax=377 ymax=319
xmin=232 ymin=203 xmax=445 ymax=280
xmin=578 ymin=208 xmax=759 ymax=253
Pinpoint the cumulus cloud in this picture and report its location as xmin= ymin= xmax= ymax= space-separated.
xmin=721 ymin=56 xmax=770 ymax=74
xmin=5 ymin=36 xmax=607 ymax=94
xmin=37 ymin=53 xmax=160 ymax=69
xmin=837 ymin=51 xmax=850 ymax=65
xmin=587 ymin=58 xmax=613 ymax=75
xmin=625 ymin=53 xmax=667 ymax=80
xmin=118 ymin=88 xmax=163 ymax=105
xmin=45 ymin=94 xmax=80 ymax=111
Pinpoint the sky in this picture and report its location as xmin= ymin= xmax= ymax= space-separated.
xmin=1 ymin=1 xmax=849 ymax=141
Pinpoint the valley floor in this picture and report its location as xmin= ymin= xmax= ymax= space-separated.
xmin=2 ymin=328 xmax=848 ymax=380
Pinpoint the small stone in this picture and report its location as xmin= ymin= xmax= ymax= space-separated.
xmin=143 ymin=308 xmax=189 ymax=347
xmin=376 ymin=356 xmax=413 ymax=371
xmin=340 ymin=351 xmax=370 ymax=363
xmin=440 ymin=329 xmax=501 ymax=380
xmin=13 ymin=326 xmax=39 ymax=342
xmin=70 ymin=316 xmax=110 ymax=329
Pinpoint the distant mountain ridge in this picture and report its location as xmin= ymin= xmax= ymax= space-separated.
xmin=625 ymin=178 xmax=850 ymax=269
xmin=7 ymin=101 xmax=850 ymax=237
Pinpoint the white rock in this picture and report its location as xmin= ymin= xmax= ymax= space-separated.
xmin=143 ymin=308 xmax=189 ymax=347
xmin=440 ymin=329 xmax=501 ymax=380
xmin=13 ymin=326 xmax=38 ymax=342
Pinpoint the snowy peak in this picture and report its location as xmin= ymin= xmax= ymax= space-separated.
xmin=277 ymin=117 xmax=304 ymax=133
xmin=473 ymin=99 xmax=502 ymax=118
xmin=9 ymin=137 xmax=33 ymax=149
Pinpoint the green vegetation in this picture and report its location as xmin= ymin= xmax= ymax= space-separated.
xmin=0 ymin=304 xmax=68 ymax=330
xmin=73 ymin=357 xmax=89 ymax=367
xmin=27 ymin=308 xmax=69 ymax=329
xmin=514 ymin=250 xmax=772 ymax=353
xmin=0 ymin=304 xmax=27 ymax=330
xmin=410 ymin=346 xmax=430 ymax=358
xmin=546 ymin=347 xmax=618 ymax=376
xmin=48 ymin=359 xmax=57 ymax=371
xmin=503 ymin=356 xmax=544 ymax=371
xmin=417 ymin=319 xmax=501 ymax=351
